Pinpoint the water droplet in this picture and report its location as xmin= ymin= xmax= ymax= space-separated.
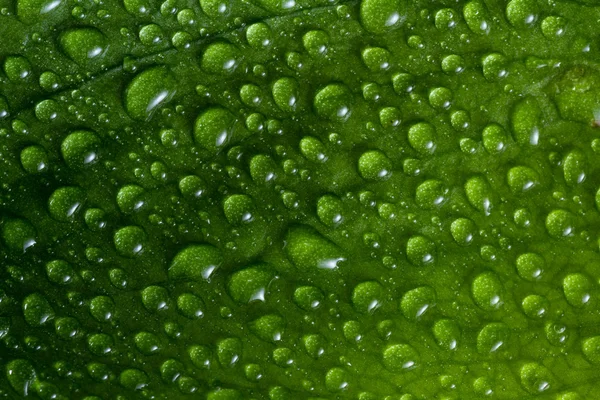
xmin=60 ymin=28 xmax=108 ymax=64
xmin=382 ymin=344 xmax=419 ymax=372
xmin=401 ymin=286 xmax=436 ymax=320
xmin=406 ymin=235 xmax=436 ymax=267
xmin=545 ymin=209 xmax=575 ymax=238
xmin=358 ymin=150 xmax=392 ymax=180
xmin=23 ymin=294 xmax=54 ymax=327
xmin=48 ymin=186 xmax=85 ymax=221
xmin=227 ymin=265 xmax=273 ymax=303
xmin=563 ymin=273 xmax=592 ymax=307
xmin=285 ymin=226 xmax=345 ymax=270
xmin=113 ymin=225 xmax=146 ymax=257
xmin=201 ymin=42 xmax=241 ymax=74
xmin=194 ymin=107 xmax=236 ymax=154
xmin=169 ymin=245 xmax=222 ymax=281
xmin=359 ymin=0 xmax=403 ymax=34
xmin=125 ymin=67 xmax=177 ymax=120
xmin=472 ymin=271 xmax=504 ymax=311
xmin=61 ymin=130 xmax=100 ymax=168
xmin=314 ymin=84 xmax=352 ymax=121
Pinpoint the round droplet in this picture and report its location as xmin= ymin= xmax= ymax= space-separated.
xmin=39 ymin=71 xmax=61 ymax=91
xmin=317 ymin=195 xmax=344 ymax=227
xmin=60 ymin=28 xmax=107 ymax=64
xmin=23 ymin=293 xmax=54 ymax=326
xmin=359 ymin=0 xmax=403 ymax=34
xmin=117 ymin=185 xmax=145 ymax=213
xmin=325 ymin=367 xmax=350 ymax=391
xmin=463 ymin=1 xmax=490 ymax=34
xmin=293 ymin=286 xmax=324 ymax=310
xmin=299 ymin=136 xmax=327 ymax=162
xmin=194 ymin=107 xmax=236 ymax=154
xmin=61 ymin=130 xmax=100 ymax=168
xmin=563 ymin=273 xmax=592 ymax=307
xmin=541 ymin=16 xmax=565 ymax=38
xmin=472 ymin=272 xmax=504 ymax=311
xmin=189 ymin=345 xmax=212 ymax=369
xmin=285 ymin=226 xmax=345 ymax=270
xmin=361 ymin=47 xmax=391 ymax=72
xmin=477 ymin=322 xmax=509 ymax=354
xmin=199 ymin=0 xmax=229 ymax=17
xmin=125 ymin=67 xmax=176 ymax=120
xmin=45 ymin=260 xmax=74 ymax=285
xmin=141 ymin=285 xmax=170 ymax=312
xmin=435 ymin=8 xmax=457 ymax=30
xmin=408 ymin=122 xmax=436 ymax=155
xmin=250 ymin=314 xmax=285 ymax=342
xmin=358 ymin=150 xmax=392 ymax=180
xmin=516 ymin=253 xmax=544 ymax=281
xmin=216 ymin=338 xmax=242 ymax=367
xmin=177 ymin=293 xmax=204 ymax=319
xmin=272 ymin=77 xmax=298 ymax=112
xmin=303 ymin=30 xmax=328 ymax=57
xmin=450 ymin=218 xmax=476 ymax=246
xmin=54 ymin=317 xmax=79 ymax=340
xmin=506 ymin=0 xmax=537 ymax=29
xmin=522 ymin=294 xmax=549 ymax=319
xmin=401 ymin=286 xmax=436 ymax=320
xmin=134 ymin=332 xmax=161 ymax=355
xmin=507 ymin=166 xmax=539 ymax=193
xmin=406 ymin=235 xmax=435 ymax=267
xmin=465 ymin=176 xmax=493 ymax=215
xmin=545 ymin=321 xmax=569 ymax=346
xmin=511 ymin=97 xmax=541 ymax=145
xmin=223 ymin=194 xmax=254 ymax=224
xmin=240 ymin=84 xmax=264 ymax=107
xmin=2 ymin=219 xmax=36 ymax=253
xmin=451 ymin=110 xmax=470 ymax=130
xmin=139 ymin=24 xmax=165 ymax=46
xmin=246 ymin=22 xmax=271 ymax=48
xmin=48 ymin=186 xmax=84 ymax=221
xmin=520 ymin=363 xmax=553 ymax=394
xmin=392 ymin=72 xmax=413 ymax=94
xmin=179 ymin=175 xmax=206 ymax=199
xmin=169 ymin=245 xmax=223 ymax=281
xmin=5 ymin=359 xmax=36 ymax=396
xmin=416 ymin=179 xmax=446 ymax=208
xmin=201 ymin=42 xmax=240 ymax=74
xmin=3 ymin=56 xmax=32 ymax=81
xmin=482 ymin=53 xmax=508 ymax=80
xmin=428 ymin=87 xmax=452 ymax=109
xmin=482 ymin=124 xmax=507 ymax=153
xmin=441 ymin=54 xmax=464 ymax=74
xmin=85 ymin=208 xmax=106 ymax=231
xmin=113 ymin=226 xmax=146 ymax=257
xmin=582 ymin=336 xmax=600 ymax=364
xmin=303 ymin=334 xmax=325 ymax=359
xmin=379 ymin=107 xmax=401 ymax=128
xmin=119 ymin=369 xmax=148 ymax=391
xmin=352 ymin=281 xmax=383 ymax=313
xmin=563 ymin=150 xmax=586 ymax=185
xmin=382 ymin=344 xmax=419 ymax=372
xmin=250 ymin=154 xmax=278 ymax=183
xmin=227 ymin=265 xmax=273 ymax=303
xmin=433 ymin=319 xmax=460 ymax=350
xmin=20 ymin=146 xmax=48 ymax=173
xmin=89 ymin=296 xmax=114 ymax=322
xmin=314 ymin=84 xmax=352 ymax=121
xmin=545 ymin=209 xmax=575 ymax=238
xmin=34 ymin=99 xmax=59 ymax=122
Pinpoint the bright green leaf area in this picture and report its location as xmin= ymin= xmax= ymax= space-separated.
xmin=2 ymin=0 xmax=600 ymax=398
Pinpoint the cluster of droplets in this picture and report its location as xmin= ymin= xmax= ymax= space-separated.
xmin=3 ymin=0 xmax=600 ymax=398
